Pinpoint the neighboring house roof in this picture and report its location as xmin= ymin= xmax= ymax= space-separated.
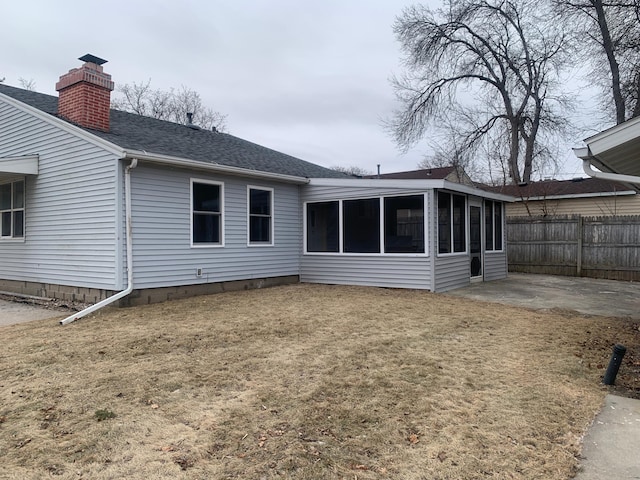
xmin=485 ymin=177 xmax=636 ymax=200
xmin=365 ymin=166 xmax=456 ymax=179
xmin=0 ymin=84 xmax=346 ymax=179
xmin=363 ymin=166 xmax=475 ymax=185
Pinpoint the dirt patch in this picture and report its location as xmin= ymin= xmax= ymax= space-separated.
xmin=0 ymin=284 xmax=638 ymax=479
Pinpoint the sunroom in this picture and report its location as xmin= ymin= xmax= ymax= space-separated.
xmin=299 ymin=178 xmax=513 ymax=292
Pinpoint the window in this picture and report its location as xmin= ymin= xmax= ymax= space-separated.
xmin=248 ymin=187 xmax=273 ymax=245
xmin=307 ymin=201 xmax=339 ymax=252
xmin=485 ymin=200 xmax=503 ymax=251
xmin=384 ymin=195 xmax=424 ymax=253
xmin=305 ymin=194 xmax=426 ymax=255
xmin=0 ymin=180 xmax=24 ymax=239
xmin=438 ymin=191 xmax=466 ymax=254
xmin=192 ymin=180 xmax=223 ymax=245
xmin=343 ymin=198 xmax=380 ymax=253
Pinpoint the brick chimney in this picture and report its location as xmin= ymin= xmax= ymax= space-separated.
xmin=55 ymin=54 xmax=114 ymax=132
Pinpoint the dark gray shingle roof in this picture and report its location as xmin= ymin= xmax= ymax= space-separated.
xmin=485 ymin=177 xmax=635 ymax=197
xmin=0 ymin=84 xmax=346 ymax=179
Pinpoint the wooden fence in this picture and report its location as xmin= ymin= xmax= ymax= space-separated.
xmin=507 ymin=215 xmax=640 ymax=281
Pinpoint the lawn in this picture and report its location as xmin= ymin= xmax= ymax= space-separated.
xmin=0 ymin=284 xmax=638 ymax=479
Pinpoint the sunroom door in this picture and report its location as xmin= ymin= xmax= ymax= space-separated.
xmin=469 ymin=202 xmax=483 ymax=280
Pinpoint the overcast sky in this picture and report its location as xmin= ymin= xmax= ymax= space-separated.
xmin=3 ymin=0 xmax=599 ymax=178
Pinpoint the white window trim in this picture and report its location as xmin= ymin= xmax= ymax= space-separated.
xmin=0 ymin=178 xmax=26 ymax=241
xmin=190 ymin=178 xmax=225 ymax=248
xmin=247 ymin=185 xmax=274 ymax=247
xmin=436 ymin=191 xmax=468 ymax=257
xmin=484 ymin=200 xmax=505 ymax=253
xmin=303 ymin=193 xmax=429 ymax=257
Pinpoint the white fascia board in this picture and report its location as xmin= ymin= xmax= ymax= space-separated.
xmin=584 ymin=116 xmax=640 ymax=156
xmin=0 ymin=91 xmax=125 ymax=158
xmin=0 ymin=155 xmax=39 ymax=175
xmin=123 ymin=150 xmax=310 ymax=185
xmin=307 ymin=177 xmax=515 ymax=202
xmin=441 ymin=180 xmax=516 ymax=202
xmin=308 ymin=177 xmax=447 ymax=188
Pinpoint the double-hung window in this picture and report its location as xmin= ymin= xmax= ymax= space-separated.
xmin=484 ymin=200 xmax=503 ymax=251
xmin=248 ymin=187 xmax=273 ymax=245
xmin=0 ymin=179 xmax=25 ymax=239
xmin=437 ymin=191 xmax=466 ymax=254
xmin=191 ymin=180 xmax=223 ymax=246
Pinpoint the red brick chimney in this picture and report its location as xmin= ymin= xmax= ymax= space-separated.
xmin=55 ymin=54 xmax=114 ymax=132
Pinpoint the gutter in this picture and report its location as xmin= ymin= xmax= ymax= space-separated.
xmin=574 ymin=146 xmax=640 ymax=187
xmin=582 ymin=159 xmax=640 ymax=186
xmin=122 ymin=150 xmax=311 ymax=185
xmin=60 ymin=158 xmax=138 ymax=325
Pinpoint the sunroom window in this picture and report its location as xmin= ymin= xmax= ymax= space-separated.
xmin=305 ymin=194 xmax=426 ymax=255
xmin=307 ymin=201 xmax=339 ymax=252
xmin=438 ymin=191 xmax=466 ymax=254
xmin=384 ymin=195 xmax=424 ymax=253
xmin=485 ymin=200 xmax=503 ymax=251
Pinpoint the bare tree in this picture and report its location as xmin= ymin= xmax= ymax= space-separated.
xmin=330 ymin=165 xmax=373 ymax=176
xmin=390 ymin=0 xmax=571 ymax=184
xmin=18 ymin=78 xmax=36 ymax=91
xmin=111 ymin=80 xmax=228 ymax=132
xmin=554 ymin=0 xmax=640 ymax=123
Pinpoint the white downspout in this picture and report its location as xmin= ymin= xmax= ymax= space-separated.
xmin=60 ymin=158 xmax=138 ymax=325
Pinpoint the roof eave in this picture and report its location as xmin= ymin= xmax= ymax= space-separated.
xmin=122 ymin=150 xmax=311 ymax=184
xmin=307 ymin=178 xmax=515 ymax=201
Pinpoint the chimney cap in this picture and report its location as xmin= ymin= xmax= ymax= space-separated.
xmin=79 ymin=54 xmax=108 ymax=65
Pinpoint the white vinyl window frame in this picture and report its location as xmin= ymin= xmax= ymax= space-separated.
xmin=0 ymin=178 xmax=25 ymax=241
xmin=484 ymin=200 xmax=505 ymax=253
xmin=436 ymin=190 xmax=468 ymax=257
xmin=190 ymin=178 xmax=225 ymax=248
xmin=247 ymin=185 xmax=274 ymax=247
xmin=303 ymin=193 xmax=428 ymax=257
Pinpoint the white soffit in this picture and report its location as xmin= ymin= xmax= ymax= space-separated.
xmin=0 ymin=155 xmax=39 ymax=175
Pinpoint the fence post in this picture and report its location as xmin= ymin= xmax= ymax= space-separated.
xmin=576 ymin=215 xmax=583 ymax=277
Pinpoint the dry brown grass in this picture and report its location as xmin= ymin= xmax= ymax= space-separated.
xmin=1 ymin=284 xmax=638 ymax=479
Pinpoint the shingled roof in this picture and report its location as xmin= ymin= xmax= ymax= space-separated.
xmin=364 ymin=166 xmax=456 ymax=180
xmin=485 ymin=177 xmax=636 ymax=198
xmin=0 ymin=84 xmax=346 ymax=179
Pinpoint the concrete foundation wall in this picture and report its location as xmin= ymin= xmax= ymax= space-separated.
xmin=0 ymin=275 xmax=299 ymax=308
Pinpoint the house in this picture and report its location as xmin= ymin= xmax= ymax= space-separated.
xmin=0 ymin=56 xmax=512 ymax=320
xmin=487 ymin=177 xmax=640 ymax=217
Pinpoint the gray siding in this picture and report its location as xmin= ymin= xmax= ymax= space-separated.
xmin=300 ymin=184 xmax=432 ymax=290
xmin=300 ymin=255 xmax=430 ymax=289
xmin=128 ymin=165 xmax=301 ymax=289
xmin=0 ymin=100 xmax=119 ymax=289
xmin=484 ymin=251 xmax=508 ymax=281
xmin=433 ymin=254 xmax=470 ymax=292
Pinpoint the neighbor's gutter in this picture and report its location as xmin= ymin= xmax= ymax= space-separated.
xmin=60 ymin=159 xmax=138 ymax=325
xmin=582 ymin=159 xmax=640 ymax=186
xmin=574 ymin=146 xmax=640 ymax=186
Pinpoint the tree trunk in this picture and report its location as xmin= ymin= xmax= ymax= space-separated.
xmin=509 ymin=118 xmax=521 ymax=184
xmin=593 ymin=0 xmax=626 ymax=124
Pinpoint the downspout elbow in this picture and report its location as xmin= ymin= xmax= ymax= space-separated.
xmin=60 ymin=158 xmax=138 ymax=325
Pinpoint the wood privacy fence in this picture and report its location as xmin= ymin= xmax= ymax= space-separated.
xmin=507 ymin=215 xmax=640 ymax=281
